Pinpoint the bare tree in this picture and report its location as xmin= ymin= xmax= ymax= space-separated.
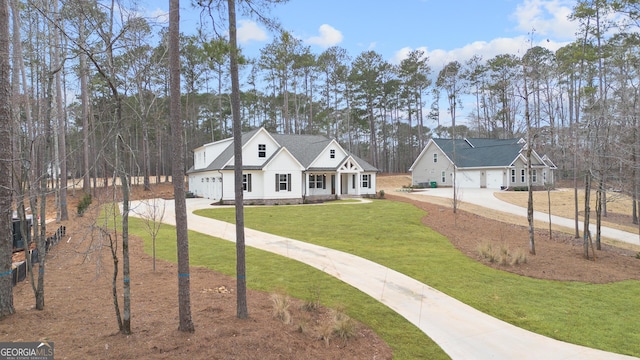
xmin=0 ymin=0 xmax=14 ymax=319
xmin=227 ymin=0 xmax=248 ymax=320
xmin=437 ymin=61 xmax=462 ymax=213
xmin=170 ymin=0 xmax=195 ymax=332
xmin=139 ymin=198 xmax=165 ymax=272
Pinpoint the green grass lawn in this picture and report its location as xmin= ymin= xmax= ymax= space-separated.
xmin=192 ymin=199 xmax=640 ymax=358
xmin=128 ymin=217 xmax=448 ymax=359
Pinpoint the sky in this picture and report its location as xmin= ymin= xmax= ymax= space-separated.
xmin=149 ymin=0 xmax=580 ymax=68
xmin=143 ymin=0 xmax=582 ymax=125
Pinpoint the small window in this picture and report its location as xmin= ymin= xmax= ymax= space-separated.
xmin=441 ymin=171 xmax=446 ymax=183
xmin=275 ymin=173 xmax=291 ymax=192
xmin=330 ymin=149 xmax=335 ymax=159
xmin=543 ymin=171 xmax=547 ymax=183
xmin=433 ymin=153 xmax=438 ymax=163
xmin=361 ymin=174 xmax=370 ymax=188
xmin=243 ymin=174 xmax=252 ymax=192
xmin=532 ymin=169 xmax=537 ymax=183
xmin=511 ymin=169 xmax=516 ymax=183
xmin=258 ymin=144 xmax=266 ymax=158
xmin=521 ymin=169 xmax=526 ymax=183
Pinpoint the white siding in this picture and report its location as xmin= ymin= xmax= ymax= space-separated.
xmin=309 ymin=141 xmax=348 ymax=169
xmin=262 ymin=150 xmax=305 ymax=199
xmin=193 ymin=139 xmax=233 ymax=170
xmin=242 ymin=130 xmax=280 ymax=167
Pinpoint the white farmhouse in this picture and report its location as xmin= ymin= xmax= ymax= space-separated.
xmin=187 ymin=127 xmax=378 ymax=204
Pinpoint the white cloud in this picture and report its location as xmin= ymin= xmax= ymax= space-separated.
xmin=237 ymin=20 xmax=268 ymax=44
xmin=512 ymin=0 xmax=578 ymax=40
xmin=149 ymin=8 xmax=169 ymax=24
xmin=392 ymin=36 xmax=569 ymax=75
xmin=305 ymin=24 xmax=343 ymax=48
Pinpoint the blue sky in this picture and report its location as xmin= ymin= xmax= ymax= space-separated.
xmin=143 ymin=0 xmax=581 ymax=125
xmin=150 ymin=0 xmax=579 ymax=68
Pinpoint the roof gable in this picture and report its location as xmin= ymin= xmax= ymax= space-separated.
xmin=423 ymin=138 xmax=526 ymax=168
xmin=190 ymin=127 xmax=378 ymax=173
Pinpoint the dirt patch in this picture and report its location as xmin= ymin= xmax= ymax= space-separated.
xmin=3 ymin=183 xmax=392 ymax=360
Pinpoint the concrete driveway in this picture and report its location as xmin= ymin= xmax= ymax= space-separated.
xmin=411 ymin=187 xmax=640 ymax=246
xmin=127 ymin=197 xmax=638 ymax=360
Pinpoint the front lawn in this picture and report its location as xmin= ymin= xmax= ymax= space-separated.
xmin=129 ymin=215 xmax=447 ymax=359
xmin=194 ymin=199 xmax=640 ymax=357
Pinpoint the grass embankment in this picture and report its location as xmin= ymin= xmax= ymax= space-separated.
xmin=128 ymin=213 xmax=446 ymax=359
xmin=193 ymin=200 xmax=640 ymax=358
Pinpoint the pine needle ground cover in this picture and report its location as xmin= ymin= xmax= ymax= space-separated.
xmin=129 ymin=216 xmax=446 ymax=359
xmin=194 ymin=200 xmax=640 ymax=358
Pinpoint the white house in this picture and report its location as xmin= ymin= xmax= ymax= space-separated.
xmin=187 ymin=127 xmax=378 ymax=204
xmin=409 ymin=138 xmax=556 ymax=190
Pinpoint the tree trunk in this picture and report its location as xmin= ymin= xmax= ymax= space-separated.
xmin=228 ymin=0 xmax=248 ymax=320
xmin=80 ymin=22 xmax=91 ymax=194
xmin=54 ymin=0 xmax=68 ymax=220
xmin=169 ymin=0 xmax=195 ymax=332
xmin=0 ymin=0 xmax=14 ymax=319
xmin=119 ymin=169 xmax=131 ymax=334
xmin=583 ymin=173 xmax=592 ymax=259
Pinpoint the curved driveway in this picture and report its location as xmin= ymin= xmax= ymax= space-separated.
xmin=412 ymin=187 xmax=640 ymax=246
xmin=128 ymin=197 xmax=638 ymax=360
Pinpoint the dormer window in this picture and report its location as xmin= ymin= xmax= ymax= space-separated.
xmin=258 ymin=144 xmax=266 ymax=158
xmin=330 ymin=149 xmax=335 ymax=159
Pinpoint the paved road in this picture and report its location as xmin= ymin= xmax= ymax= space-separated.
xmin=127 ymin=197 xmax=638 ymax=360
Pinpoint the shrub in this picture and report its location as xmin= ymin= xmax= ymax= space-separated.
xmin=270 ymin=291 xmax=291 ymax=324
xmin=318 ymin=320 xmax=333 ymax=346
xmin=302 ymin=286 xmax=321 ymax=312
xmin=378 ymin=190 xmax=385 ymax=199
xmin=297 ymin=318 xmax=311 ymax=335
xmin=478 ymin=241 xmax=527 ymax=266
xmin=77 ymin=193 xmax=92 ymax=216
xmin=510 ymin=248 xmax=528 ymax=265
xmin=332 ymin=306 xmax=356 ymax=340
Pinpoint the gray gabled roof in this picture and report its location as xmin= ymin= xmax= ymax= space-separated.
xmin=433 ymin=138 xmax=524 ymax=168
xmin=271 ymin=133 xmax=377 ymax=171
xmin=188 ymin=128 xmax=378 ymax=173
xmin=271 ymin=133 xmax=332 ymax=168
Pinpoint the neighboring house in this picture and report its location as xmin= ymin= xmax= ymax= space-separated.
xmin=187 ymin=127 xmax=378 ymax=204
xmin=409 ymin=138 xmax=556 ymax=189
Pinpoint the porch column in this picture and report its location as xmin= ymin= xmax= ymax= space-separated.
xmin=335 ymin=171 xmax=341 ymax=196
xmin=304 ymin=172 xmax=308 ymax=197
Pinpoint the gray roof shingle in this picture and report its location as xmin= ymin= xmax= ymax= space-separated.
xmin=433 ymin=138 xmax=524 ymax=168
xmin=188 ymin=128 xmax=378 ymax=173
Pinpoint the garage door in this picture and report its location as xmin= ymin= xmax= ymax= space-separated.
xmin=485 ymin=170 xmax=504 ymax=189
xmin=457 ymin=170 xmax=480 ymax=188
